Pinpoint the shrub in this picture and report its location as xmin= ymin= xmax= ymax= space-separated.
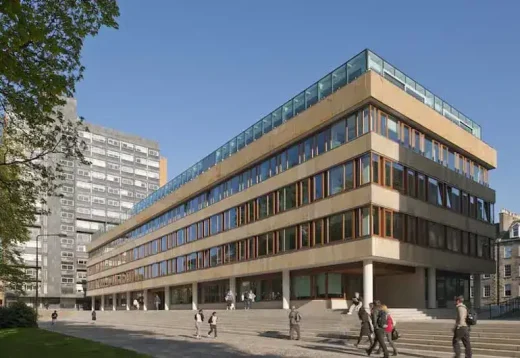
xmin=0 ymin=302 xmax=38 ymax=329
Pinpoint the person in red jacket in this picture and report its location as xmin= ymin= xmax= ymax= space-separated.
xmin=376 ymin=304 xmax=398 ymax=356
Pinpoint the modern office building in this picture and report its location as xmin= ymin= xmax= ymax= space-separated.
xmin=19 ymin=99 xmax=167 ymax=308
xmin=476 ymin=209 xmax=520 ymax=305
xmin=87 ymin=49 xmax=496 ymax=312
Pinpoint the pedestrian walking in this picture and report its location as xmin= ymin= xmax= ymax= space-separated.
xmin=51 ymin=310 xmax=58 ymax=325
xmin=288 ymin=306 xmax=302 ymax=340
xmin=225 ymin=290 xmax=235 ymax=310
xmin=91 ymin=310 xmax=97 ymax=324
xmin=366 ymin=301 xmax=389 ymax=358
xmin=247 ymin=290 xmax=256 ymax=309
xmin=354 ymin=307 xmax=373 ymax=347
xmin=376 ymin=305 xmax=398 ymax=356
xmin=194 ymin=309 xmax=204 ymax=339
xmin=453 ymin=296 xmax=472 ymax=358
xmin=348 ymin=292 xmax=363 ymax=315
xmin=133 ymin=298 xmax=139 ymax=310
xmin=207 ymin=312 xmax=218 ymax=338
xmin=154 ymin=294 xmax=161 ymax=311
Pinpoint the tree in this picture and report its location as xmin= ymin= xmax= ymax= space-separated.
xmin=0 ymin=0 xmax=119 ymax=294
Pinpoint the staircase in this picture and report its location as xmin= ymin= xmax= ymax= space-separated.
xmin=44 ymin=309 xmax=520 ymax=357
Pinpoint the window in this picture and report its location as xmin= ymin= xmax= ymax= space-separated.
xmin=504 ymin=283 xmax=512 ymax=297
xmin=359 ymin=154 xmax=371 ymax=185
xmin=387 ymin=117 xmax=399 ymax=142
xmin=427 ymin=178 xmax=442 ymax=206
xmin=328 ymin=165 xmax=344 ymax=195
xmin=328 ymin=214 xmax=343 ymax=242
xmin=107 ymin=162 xmax=120 ymax=171
xmin=406 ymin=169 xmax=415 ymax=197
xmin=392 ymin=163 xmax=404 ymax=192
xmin=92 ymin=184 xmax=105 ymax=193
xmin=61 ymin=264 xmax=74 ymax=270
xmin=330 ymin=119 xmax=346 ymax=149
xmin=511 ymin=224 xmax=519 ymax=238
xmin=149 ymin=149 xmax=159 ymax=157
xmin=483 ymin=285 xmax=491 ymax=298
xmin=372 ymin=154 xmax=379 ymax=184
xmin=504 ymin=264 xmax=512 ymax=278
xmin=61 ymin=277 xmax=74 ymax=284
xmin=504 ymin=246 xmax=512 ymax=259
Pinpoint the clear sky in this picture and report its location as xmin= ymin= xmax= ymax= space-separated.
xmin=76 ymin=0 xmax=520 ymax=218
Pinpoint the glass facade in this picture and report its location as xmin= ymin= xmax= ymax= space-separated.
xmin=93 ymin=49 xmax=482 ymax=236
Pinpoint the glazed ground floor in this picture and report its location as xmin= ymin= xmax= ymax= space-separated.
xmin=90 ymin=260 xmax=484 ymax=311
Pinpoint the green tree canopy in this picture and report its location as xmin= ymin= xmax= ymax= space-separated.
xmin=0 ymin=0 xmax=119 ymax=294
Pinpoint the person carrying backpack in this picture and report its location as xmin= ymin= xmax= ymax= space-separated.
xmin=194 ymin=309 xmax=204 ymax=339
xmin=207 ymin=312 xmax=218 ymax=338
xmin=366 ymin=301 xmax=389 ymax=358
xmin=453 ymin=296 xmax=473 ymax=358
xmin=288 ymin=306 xmax=302 ymax=340
xmin=51 ymin=310 xmax=58 ymax=325
xmin=376 ymin=305 xmax=398 ymax=356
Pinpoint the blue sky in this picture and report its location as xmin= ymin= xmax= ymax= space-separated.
xmin=76 ymin=0 xmax=520 ymax=217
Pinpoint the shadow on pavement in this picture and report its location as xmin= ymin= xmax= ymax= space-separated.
xmin=40 ymin=322 xmax=283 ymax=358
xmin=298 ymin=344 xmax=366 ymax=357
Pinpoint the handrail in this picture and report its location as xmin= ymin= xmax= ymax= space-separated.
xmin=480 ymin=296 xmax=520 ymax=319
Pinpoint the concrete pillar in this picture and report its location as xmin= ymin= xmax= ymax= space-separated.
xmin=363 ymin=260 xmax=373 ymax=309
xmin=192 ymin=282 xmax=198 ymax=311
xmin=473 ymin=275 xmax=482 ymax=309
xmin=112 ymin=293 xmax=117 ymax=311
xmin=101 ymin=295 xmax=105 ymax=311
xmin=91 ymin=296 xmax=95 ymax=311
xmin=126 ymin=291 xmax=131 ymax=311
xmin=428 ymin=267 xmax=437 ymax=309
xmin=143 ymin=289 xmax=148 ymax=311
xmin=229 ymin=276 xmax=237 ymax=299
xmin=282 ymin=270 xmax=290 ymax=310
xmin=164 ymin=286 xmax=170 ymax=311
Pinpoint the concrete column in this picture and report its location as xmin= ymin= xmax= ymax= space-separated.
xmin=473 ymin=275 xmax=482 ymax=309
xmin=428 ymin=267 xmax=437 ymax=309
xmin=112 ymin=293 xmax=116 ymax=311
xmin=126 ymin=291 xmax=131 ymax=311
xmin=101 ymin=295 xmax=105 ymax=311
xmin=164 ymin=286 xmax=170 ymax=311
xmin=229 ymin=277 xmax=236 ymax=298
xmin=363 ymin=260 xmax=373 ymax=309
xmin=282 ymin=270 xmax=290 ymax=310
xmin=143 ymin=289 xmax=148 ymax=311
xmin=192 ymin=282 xmax=198 ymax=311
xmin=91 ymin=296 xmax=95 ymax=311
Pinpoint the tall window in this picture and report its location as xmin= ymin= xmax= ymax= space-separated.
xmin=328 ymin=165 xmax=344 ymax=195
xmin=372 ymin=154 xmax=380 ymax=184
xmin=504 ymin=246 xmax=512 ymax=259
xmin=504 ymin=264 xmax=512 ymax=278
xmin=504 ymin=283 xmax=512 ymax=297
xmin=359 ymin=154 xmax=371 ymax=185
xmin=483 ymin=285 xmax=491 ymax=298
xmin=407 ymin=169 xmax=416 ymax=197
xmin=392 ymin=163 xmax=404 ymax=193
xmin=329 ymin=214 xmax=343 ymax=242
xmin=330 ymin=119 xmax=346 ymax=149
xmin=427 ymin=178 xmax=442 ymax=206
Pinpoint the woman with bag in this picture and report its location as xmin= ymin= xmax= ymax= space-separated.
xmin=376 ymin=305 xmax=398 ymax=356
xmin=354 ymin=306 xmax=374 ymax=347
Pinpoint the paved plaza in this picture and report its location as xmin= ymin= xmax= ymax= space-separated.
xmin=38 ymin=311 xmax=511 ymax=358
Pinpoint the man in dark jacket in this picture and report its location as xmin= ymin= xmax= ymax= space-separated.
xmin=366 ymin=301 xmax=389 ymax=357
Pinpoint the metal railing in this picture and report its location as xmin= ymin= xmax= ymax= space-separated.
xmin=480 ymin=296 xmax=520 ymax=319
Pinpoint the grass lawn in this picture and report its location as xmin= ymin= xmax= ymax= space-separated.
xmin=0 ymin=328 xmax=150 ymax=357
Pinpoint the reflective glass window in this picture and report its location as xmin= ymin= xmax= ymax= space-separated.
xmin=330 ymin=119 xmax=346 ymax=149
